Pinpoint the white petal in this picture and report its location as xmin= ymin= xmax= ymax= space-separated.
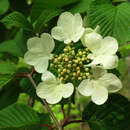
xmin=40 ymin=33 xmax=55 ymax=53
xmin=61 ymin=83 xmax=74 ymax=98
xmin=98 ymin=36 xmax=118 ymax=55
xmin=34 ymin=59 xmax=48 ymax=73
xmin=27 ymin=37 xmax=42 ymax=52
xmin=46 ymin=94 xmax=62 ymax=104
xmin=57 ymin=12 xmax=74 ymax=27
xmin=27 ymin=33 xmax=55 ymax=53
xmin=78 ymin=79 xmax=94 ymax=96
xmin=87 ymin=55 xmax=119 ymax=69
xmin=92 ymin=86 xmax=108 ymax=105
xmin=36 ymin=81 xmax=62 ymax=104
xmin=83 ymin=32 xmax=103 ymax=53
xmin=92 ymin=66 xmax=107 ymax=79
xmin=36 ymin=80 xmax=57 ymax=99
xmin=51 ymin=26 xmax=67 ymax=42
xmin=99 ymin=73 xmax=122 ymax=93
xmin=72 ymin=13 xmax=84 ymax=42
xmin=24 ymin=51 xmax=49 ymax=73
xmin=41 ymin=71 xmax=56 ymax=81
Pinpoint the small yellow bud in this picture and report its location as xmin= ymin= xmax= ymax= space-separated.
xmin=58 ymin=69 xmax=61 ymax=72
xmin=50 ymin=63 xmax=54 ymax=67
xmin=64 ymin=48 xmax=68 ymax=52
xmin=63 ymin=69 xmax=66 ymax=73
xmin=86 ymin=73 xmax=89 ymax=76
xmin=58 ymin=56 xmax=62 ymax=60
xmin=73 ymin=72 xmax=77 ymax=77
xmin=83 ymin=76 xmax=86 ymax=79
xmin=65 ymin=75 xmax=69 ymax=79
xmin=81 ymin=58 xmax=85 ymax=61
xmin=73 ymin=64 xmax=77 ymax=67
xmin=64 ymin=58 xmax=69 ymax=62
xmin=74 ymin=60 xmax=78 ymax=64
xmin=85 ymin=68 xmax=89 ymax=71
xmin=61 ymin=72 xmax=64 ymax=75
xmin=85 ymin=48 xmax=89 ymax=51
xmin=82 ymin=55 xmax=86 ymax=58
xmin=87 ymin=60 xmax=90 ymax=63
xmin=76 ymin=67 xmax=80 ymax=70
xmin=78 ymin=77 xmax=82 ymax=80
xmin=78 ymin=51 xmax=82 ymax=55
xmin=79 ymin=61 xmax=82 ymax=65
xmin=67 ymin=70 xmax=71 ymax=73
xmin=69 ymin=61 xmax=72 ymax=64
xmin=67 ymin=64 xmax=71 ymax=68
xmin=60 ymin=77 xmax=64 ymax=81
xmin=80 ymin=73 xmax=83 ymax=76
xmin=54 ymin=58 xmax=58 ymax=63
xmin=83 ymin=51 xmax=86 ymax=54
xmin=71 ymin=50 xmax=75 ymax=55
xmin=72 ymin=77 xmax=75 ymax=80
xmin=77 ymin=70 xmax=80 ymax=75
xmin=61 ymin=54 xmax=65 ymax=57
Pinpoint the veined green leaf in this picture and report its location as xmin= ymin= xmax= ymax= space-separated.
xmin=0 ymin=0 xmax=9 ymax=15
xmin=0 ymin=104 xmax=40 ymax=128
xmin=88 ymin=0 xmax=130 ymax=45
xmin=82 ymin=94 xmax=130 ymax=130
xmin=34 ymin=9 xmax=62 ymax=33
xmin=1 ymin=11 xmax=33 ymax=31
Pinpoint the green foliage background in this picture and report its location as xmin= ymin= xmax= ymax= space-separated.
xmin=0 ymin=0 xmax=130 ymax=130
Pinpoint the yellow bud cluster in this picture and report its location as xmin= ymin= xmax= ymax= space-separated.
xmin=49 ymin=43 xmax=91 ymax=84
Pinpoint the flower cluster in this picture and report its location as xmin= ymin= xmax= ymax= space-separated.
xmin=24 ymin=12 xmax=122 ymax=105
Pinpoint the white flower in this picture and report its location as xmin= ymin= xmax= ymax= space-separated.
xmin=24 ymin=33 xmax=55 ymax=73
xmin=36 ymin=71 xmax=74 ymax=104
xmin=78 ymin=67 xmax=122 ymax=105
xmin=81 ymin=26 xmax=119 ymax=69
xmin=51 ymin=12 xmax=84 ymax=44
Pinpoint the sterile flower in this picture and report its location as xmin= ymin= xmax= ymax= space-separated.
xmin=78 ymin=66 xmax=122 ymax=105
xmin=51 ymin=12 xmax=84 ymax=44
xmin=24 ymin=33 xmax=55 ymax=73
xmin=36 ymin=71 xmax=74 ymax=104
xmin=81 ymin=26 xmax=119 ymax=69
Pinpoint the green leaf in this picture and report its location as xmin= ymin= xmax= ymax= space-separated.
xmin=0 ymin=74 xmax=13 ymax=90
xmin=0 ymin=29 xmax=28 ymax=57
xmin=10 ymin=0 xmax=30 ymax=17
xmin=70 ymin=0 xmax=92 ymax=13
xmin=20 ymin=77 xmax=36 ymax=98
xmin=0 ymin=104 xmax=40 ymax=128
xmin=119 ymin=44 xmax=130 ymax=57
xmin=0 ymin=0 xmax=9 ymax=15
xmin=31 ymin=0 xmax=79 ymax=22
xmin=0 ymin=114 xmax=51 ymax=130
xmin=88 ymin=0 xmax=130 ymax=45
xmin=1 ymin=11 xmax=33 ymax=31
xmin=19 ymin=74 xmax=41 ymax=99
xmin=0 ymin=82 xmax=20 ymax=110
xmin=34 ymin=9 xmax=62 ymax=33
xmin=82 ymin=94 xmax=130 ymax=130
xmin=0 ymin=61 xmax=17 ymax=74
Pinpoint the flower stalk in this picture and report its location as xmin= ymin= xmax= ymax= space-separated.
xmin=27 ymin=74 xmax=62 ymax=130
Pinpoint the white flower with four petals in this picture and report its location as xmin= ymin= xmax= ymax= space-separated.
xmin=36 ymin=71 xmax=74 ymax=104
xmin=78 ymin=67 xmax=122 ymax=105
xmin=51 ymin=12 xmax=84 ymax=44
xmin=81 ymin=26 xmax=119 ymax=69
xmin=24 ymin=33 xmax=55 ymax=73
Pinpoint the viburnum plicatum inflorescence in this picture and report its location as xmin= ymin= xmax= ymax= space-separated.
xmin=24 ymin=12 xmax=122 ymax=105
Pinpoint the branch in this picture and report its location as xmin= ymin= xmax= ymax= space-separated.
xmin=27 ymin=74 xmax=62 ymax=130
xmin=63 ymin=120 xmax=85 ymax=127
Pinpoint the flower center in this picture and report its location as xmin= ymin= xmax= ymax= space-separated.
xmin=49 ymin=43 xmax=91 ymax=86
